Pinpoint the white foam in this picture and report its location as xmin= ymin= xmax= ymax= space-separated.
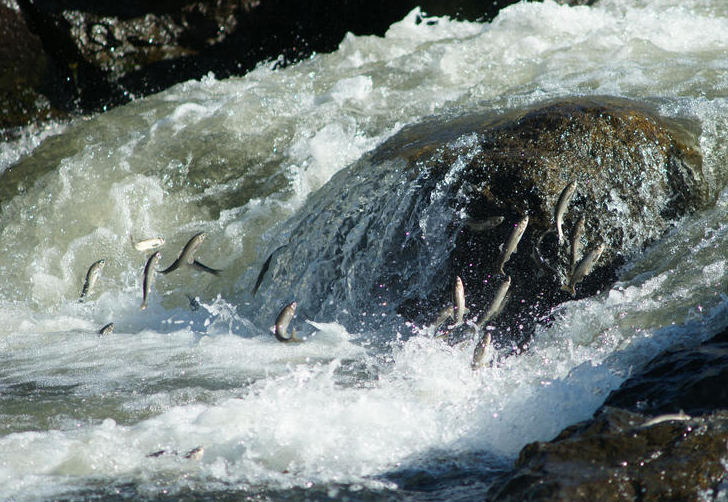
xmin=1 ymin=0 xmax=728 ymax=499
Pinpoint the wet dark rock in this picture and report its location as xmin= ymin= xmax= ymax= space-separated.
xmin=0 ymin=0 xmax=502 ymax=135
xmin=604 ymin=326 xmax=728 ymax=417
xmin=0 ymin=0 xmax=70 ymax=137
xmin=1 ymin=0 xmax=599 ymax=136
xmin=257 ymin=96 xmax=709 ymax=349
xmin=397 ymin=96 xmax=707 ymax=348
xmin=486 ymin=326 xmax=728 ymax=502
xmin=487 ymin=407 xmax=728 ymax=502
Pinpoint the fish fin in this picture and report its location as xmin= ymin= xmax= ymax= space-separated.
xmin=192 ymin=260 xmax=222 ymax=276
xmin=560 ymin=284 xmax=576 ymax=296
xmin=159 ymin=261 xmax=178 ymax=274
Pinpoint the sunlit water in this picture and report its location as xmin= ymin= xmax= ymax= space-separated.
xmin=1 ymin=0 xmax=728 ymax=500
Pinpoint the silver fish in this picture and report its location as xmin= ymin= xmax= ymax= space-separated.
xmin=464 ymin=216 xmax=504 ymax=232
xmin=641 ymin=411 xmax=691 ymax=428
xmin=570 ymin=215 xmax=586 ymax=275
xmin=184 ymin=446 xmax=205 ymax=460
xmin=453 ymin=276 xmax=468 ymax=326
xmin=140 ymin=251 xmax=161 ymax=310
xmin=432 ymin=276 xmax=469 ymax=331
xmin=79 ymin=259 xmax=106 ymax=301
xmin=160 ymin=232 xmax=221 ymax=276
xmin=98 ymin=322 xmax=115 ymax=336
xmin=130 ymin=235 xmax=165 ymax=252
xmin=471 ymin=331 xmax=492 ymax=369
xmin=555 ymin=180 xmax=577 ymax=245
xmin=252 ymin=245 xmax=287 ymax=296
xmin=495 ymin=215 xmax=528 ymax=275
xmin=274 ymin=301 xmax=302 ymax=343
xmin=476 ymin=276 xmax=511 ymax=328
xmin=432 ymin=305 xmax=454 ymax=330
xmin=564 ymin=242 xmax=605 ymax=295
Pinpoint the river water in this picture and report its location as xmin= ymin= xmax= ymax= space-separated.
xmin=1 ymin=1 xmax=728 ymax=500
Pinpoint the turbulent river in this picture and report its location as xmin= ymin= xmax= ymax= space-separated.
xmin=2 ymin=0 xmax=728 ymax=500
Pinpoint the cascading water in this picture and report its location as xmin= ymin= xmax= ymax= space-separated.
xmin=1 ymin=1 xmax=728 ymax=500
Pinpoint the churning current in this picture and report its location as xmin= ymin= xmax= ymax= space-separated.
xmin=1 ymin=0 xmax=728 ymax=500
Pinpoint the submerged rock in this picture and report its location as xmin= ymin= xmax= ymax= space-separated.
xmin=486 ymin=325 xmax=728 ymax=502
xmin=257 ymin=96 xmax=710 ymax=349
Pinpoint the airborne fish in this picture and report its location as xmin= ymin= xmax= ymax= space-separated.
xmin=555 ymin=180 xmax=577 ymax=245
xmin=98 ymin=322 xmax=115 ymax=336
xmin=471 ymin=331 xmax=492 ymax=369
xmin=495 ymin=215 xmax=528 ymax=275
xmin=476 ymin=275 xmax=511 ymax=328
xmin=160 ymin=232 xmax=221 ymax=276
xmin=130 ymin=235 xmax=165 ymax=252
xmin=563 ymin=242 xmax=605 ymax=295
xmin=464 ymin=216 xmax=504 ymax=232
xmin=184 ymin=446 xmax=205 ymax=460
xmin=79 ymin=259 xmax=106 ymax=301
xmin=570 ymin=215 xmax=586 ymax=275
xmin=274 ymin=301 xmax=302 ymax=343
xmin=432 ymin=276 xmax=469 ymax=330
xmin=252 ymin=245 xmax=287 ymax=296
xmin=140 ymin=251 xmax=161 ymax=310
xmin=452 ymin=276 xmax=468 ymax=326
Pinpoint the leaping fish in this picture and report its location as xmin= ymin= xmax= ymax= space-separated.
xmin=563 ymin=242 xmax=605 ymax=295
xmin=471 ymin=331 xmax=492 ymax=370
xmin=130 ymin=235 xmax=165 ymax=252
xmin=140 ymin=251 xmax=161 ymax=310
xmin=98 ymin=322 xmax=115 ymax=336
xmin=184 ymin=446 xmax=205 ymax=460
xmin=476 ymin=275 xmax=511 ymax=328
xmin=453 ymin=276 xmax=468 ymax=326
xmin=79 ymin=259 xmax=106 ymax=301
xmin=555 ymin=180 xmax=577 ymax=245
xmin=274 ymin=301 xmax=302 ymax=343
xmin=495 ymin=215 xmax=528 ymax=275
xmin=464 ymin=216 xmax=504 ymax=232
xmin=432 ymin=276 xmax=469 ymax=330
xmin=160 ymin=232 xmax=221 ymax=276
xmin=570 ymin=215 xmax=586 ymax=275
xmin=252 ymin=245 xmax=287 ymax=296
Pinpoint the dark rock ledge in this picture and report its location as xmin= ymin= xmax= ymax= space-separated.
xmin=487 ymin=326 xmax=728 ymax=502
xmin=1 ymin=0 xmax=596 ymax=139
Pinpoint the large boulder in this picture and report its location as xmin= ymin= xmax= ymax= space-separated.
xmin=255 ymin=96 xmax=709 ymax=350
